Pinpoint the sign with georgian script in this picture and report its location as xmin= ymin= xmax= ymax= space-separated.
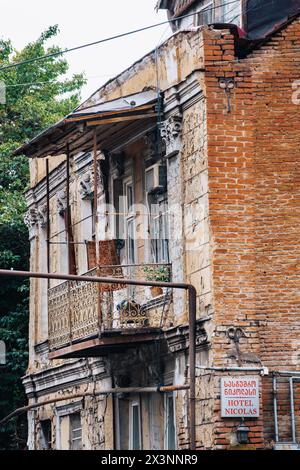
xmin=221 ymin=377 xmax=260 ymax=418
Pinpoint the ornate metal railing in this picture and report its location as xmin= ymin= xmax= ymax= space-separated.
xmin=48 ymin=263 xmax=173 ymax=351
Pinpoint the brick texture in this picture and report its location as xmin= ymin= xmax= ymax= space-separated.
xmin=202 ymin=19 xmax=300 ymax=448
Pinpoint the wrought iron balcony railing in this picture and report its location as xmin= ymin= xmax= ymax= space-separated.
xmin=48 ymin=263 xmax=173 ymax=351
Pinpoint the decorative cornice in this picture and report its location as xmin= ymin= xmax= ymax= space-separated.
xmin=24 ymin=208 xmax=39 ymax=240
xmin=160 ymin=114 xmax=182 ymax=158
xmin=25 ymin=152 xmax=93 ymax=209
xmin=57 ymin=189 xmax=67 ymax=216
xmin=22 ymin=358 xmax=108 ymax=398
xmin=165 ymin=319 xmax=210 ymax=354
xmin=79 ymin=171 xmax=94 ymax=200
xmin=110 ymin=152 xmax=125 ymax=179
xmin=37 ymin=204 xmax=47 ymax=229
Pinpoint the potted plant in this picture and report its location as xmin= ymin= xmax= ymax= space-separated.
xmin=142 ymin=265 xmax=171 ymax=298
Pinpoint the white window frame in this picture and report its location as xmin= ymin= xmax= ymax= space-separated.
xmin=164 ymin=393 xmax=177 ymax=450
xmin=123 ymin=177 xmax=136 ymax=265
xmin=195 ymin=1 xmax=214 ymax=27
xmin=129 ymin=400 xmax=142 ymax=450
xmin=150 ymin=196 xmax=170 ymax=264
xmin=69 ymin=412 xmax=83 ymax=450
xmin=221 ymin=0 xmax=242 ymax=26
xmin=55 ymin=400 xmax=83 ymax=450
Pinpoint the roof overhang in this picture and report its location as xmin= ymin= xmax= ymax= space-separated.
xmin=156 ymin=0 xmax=197 ymax=18
xmin=13 ymin=90 xmax=161 ymax=158
xmin=156 ymin=0 xmax=172 ymax=9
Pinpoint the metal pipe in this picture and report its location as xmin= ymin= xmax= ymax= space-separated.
xmin=289 ymin=377 xmax=296 ymax=443
xmin=273 ymin=376 xmax=279 ymax=443
xmin=93 ymin=129 xmax=99 ymax=265
xmin=273 ymin=370 xmax=300 ymax=377
xmin=48 ymin=228 xmax=67 ymax=240
xmin=188 ymin=285 xmax=196 ymax=451
xmin=46 ymin=159 xmax=50 ymax=277
xmin=0 ymin=385 xmax=190 ymax=426
xmin=66 ymin=144 xmax=71 ymax=275
xmin=0 ymin=268 xmax=197 ymax=450
xmin=196 ymin=366 xmax=268 ymax=374
xmin=49 ymin=242 xmax=87 ymax=245
xmin=0 ymin=269 xmax=192 ymax=290
xmin=93 ymin=129 xmax=102 ymax=336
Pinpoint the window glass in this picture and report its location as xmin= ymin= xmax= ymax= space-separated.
xmin=165 ymin=395 xmax=176 ymax=450
xmin=196 ymin=2 xmax=213 ymax=26
xmin=70 ymin=412 xmax=82 ymax=450
xmin=40 ymin=420 xmax=52 ymax=450
xmin=130 ymin=403 xmax=141 ymax=450
xmin=151 ymin=198 xmax=169 ymax=263
xmin=221 ymin=0 xmax=241 ymax=25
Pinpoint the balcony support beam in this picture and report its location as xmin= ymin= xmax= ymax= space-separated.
xmin=0 ymin=268 xmax=197 ymax=450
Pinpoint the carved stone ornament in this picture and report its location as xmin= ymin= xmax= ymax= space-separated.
xmin=79 ymin=171 xmax=94 ymax=200
xmin=143 ymin=131 xmax=158 ymax=159
xmin=110 ymin=153 xmax=125 ymax=178
xmin=57 ymin=189 xmax=67 ymax=216
xmin=160 ymin=114 xmax=182 ymax=157
xmin=24 ymin=208 xmax=39 ymax=239
xmin=37 ymin=204 xmax=47 ymax=229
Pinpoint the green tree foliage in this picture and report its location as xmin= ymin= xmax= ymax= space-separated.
xmin=0 ymin=25 xmax=85 ymax=449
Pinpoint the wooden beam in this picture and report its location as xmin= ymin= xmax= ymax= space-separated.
xmin=48 ymin=332 xmax=161 ymax=359
xmin=86 ymin=113 xmax=157 ymax=126
xmin=65 ymin=104 xmax=155 ymax=123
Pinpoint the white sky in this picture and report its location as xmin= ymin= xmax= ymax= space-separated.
xmin=0 ymin=0 xmax=171 ymax=101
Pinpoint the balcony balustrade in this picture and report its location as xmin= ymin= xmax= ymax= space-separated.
xmin=48 ymin=263 xmax=173 ymax=354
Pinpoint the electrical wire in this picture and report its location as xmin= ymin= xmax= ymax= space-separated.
xmin=0 ymin=0 xmax=244 ymax=73
xmin=3 ymin=73 xmax=118 ymax=89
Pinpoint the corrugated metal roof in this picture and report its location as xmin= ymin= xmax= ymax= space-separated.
xmin=72 ymin=90 xmax=158 ymax=117
xmin=13 ymin=90 xmax=160 ymax=158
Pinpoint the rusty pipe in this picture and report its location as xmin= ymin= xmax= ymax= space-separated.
xmin=46 ymin=159 xmax=50 ymax=277
xmin=0 ymin=385 xmax=190 ymax=426
xmin=66 ymin=144 xmax=71 ymax=275
xmin=188 ymin=285 xmax=196 ymax=451
xmin=0 ymin=268 xmax=197 ymax=450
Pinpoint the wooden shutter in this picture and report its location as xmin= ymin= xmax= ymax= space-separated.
xmin=86 ymin=240 xmax=124 ymax=291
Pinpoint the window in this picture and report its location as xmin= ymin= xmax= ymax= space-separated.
xmin=196 ymin=2 xmax=213 ymax=26
xmin=165 ymin=394 xmax=176 ymax=450
xmin=40 ymin=420 xmax=52 ymax=450
xmin=221 ymin=0 xmax=241 ymax=25
xmin=150 ymin=197 xmax=170 ymax=263
xmin=129 ymin=401 xmax=141 ymax=450
xmin=69 ymin=412 xmax=82 ymax=450
xmin=91 ymin=198 xmax=96 ymax=237
xmin=58 ymin=205 xmax=76 ymax=275
xmin=124 ymin=178 xmax=136 ymax=264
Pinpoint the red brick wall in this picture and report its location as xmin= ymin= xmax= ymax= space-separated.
xmin=203 ymin=19 xmax=300 ymax=448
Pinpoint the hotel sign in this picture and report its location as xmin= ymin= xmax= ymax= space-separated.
xmin=221 ymin=377 xmax=260 ymax=418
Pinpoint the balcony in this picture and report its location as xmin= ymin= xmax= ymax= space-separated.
xmin=48 ymin=263 xmax=173 ymax=358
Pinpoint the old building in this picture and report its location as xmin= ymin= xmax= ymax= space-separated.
xmin=18 ymin=1 xmax=300 ymax=450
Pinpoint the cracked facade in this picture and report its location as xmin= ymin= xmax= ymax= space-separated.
xmin=20 ymin=1 xmax=300 ymax=450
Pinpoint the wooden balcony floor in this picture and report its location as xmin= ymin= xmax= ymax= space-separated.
xmin=48 ymin=328 xmax=163 ymax=359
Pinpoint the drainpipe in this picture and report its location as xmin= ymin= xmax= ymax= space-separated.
xmin=289 ymin=377 xmax=296 ymax=444
xmin=273 ymin=376 xmax=279 ymax=443
xmin=0 ymin=269 xmax=197 ymax=450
